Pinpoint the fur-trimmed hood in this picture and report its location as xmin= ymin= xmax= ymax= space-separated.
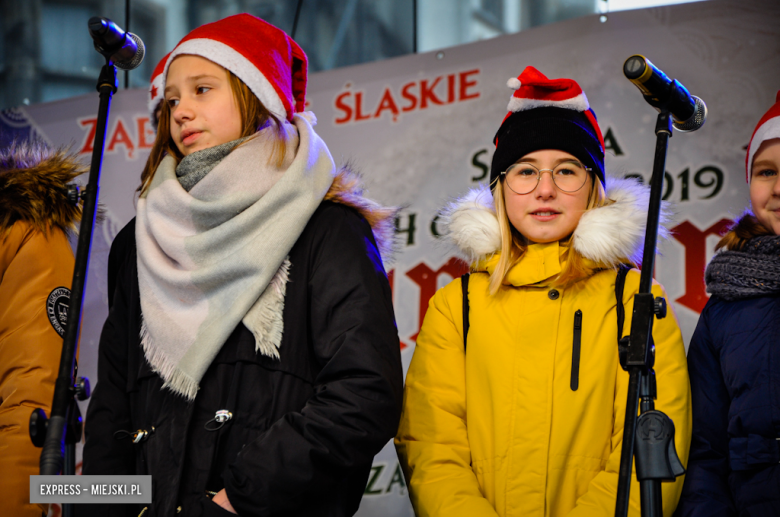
xmin=324 ymin=166 xmax=399 ymax=265
xmin=0 ymin=141 xmax=86 ymax=238
xmin=439 ymin=176 xmax=668 ymax=268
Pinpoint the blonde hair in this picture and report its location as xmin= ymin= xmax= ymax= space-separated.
xmin=139 ymin=67 xmax=286 ymax=196
xmin=488 ymin=176 xmax=611 ymax=294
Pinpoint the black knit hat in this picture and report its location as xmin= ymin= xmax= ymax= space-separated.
xmin=490 ymin=67 xmax=605 ymax=186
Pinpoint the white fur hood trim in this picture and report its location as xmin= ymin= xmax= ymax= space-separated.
xmin=440 ymin=176 xmax=669 ymax=266
xmin=438 ymin=186 xmax=501 ymax=264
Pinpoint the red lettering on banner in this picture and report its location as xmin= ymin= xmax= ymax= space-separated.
xmin=419 ymin=77 xmax=444 ymax=109
xmin=387 ymin=269 xmax=408 ymax=350
xmin=107 ymin=118 xmax=135 ymax=158
xmin=459 ymin=69 xmax=480 ymax=100
xmin=331 ymin=69 xmax=481 ymax=125
xmin=671 ymin=218 xmax=733 ymax=313
xmin=78 ymin=117 xmax=98 ymax=154
xmin=80 ymin=115 xmax=154 ymax=158
xmin=354 ymin=92 xmax=372 ymax=121
xmin=405 ymin=257 xmax=469 ymax=342
xmin=136 ymin=117 xmax=155 ymax=149
xmin=335 ymin=91 xmax=353 ymax=124
xmin=374 ymin=87 xmax=400 ymax=121
xmin=401 ymin=82 xmax=417 ymax=112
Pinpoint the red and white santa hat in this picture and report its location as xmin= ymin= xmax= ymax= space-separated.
xmin=491 ymin=66 xmax=606 ymax=186
xmin=746 ymin=90 xmax=780 ymax=182
xmin=505 ymin=67 xmax=591 ymax=114
xmin=148 ymin=52 xmax=169 ymax=121
xmin=164 ymin=13 xmax=307 ymax=122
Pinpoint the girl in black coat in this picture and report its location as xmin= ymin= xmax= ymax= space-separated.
xmin=81 ymin=14 xmax=403 ymax=517
xmin=675 ymin=92 xmax=780 ymax=516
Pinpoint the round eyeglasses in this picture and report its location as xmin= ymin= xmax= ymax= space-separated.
xmin=500 ymin=161 xmax=591 ymax=195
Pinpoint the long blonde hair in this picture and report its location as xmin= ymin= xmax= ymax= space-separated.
xmin=488 ymin=175 xmax=611 ymax=294
xmin=139 ymin=67 xmax=286 ymax=196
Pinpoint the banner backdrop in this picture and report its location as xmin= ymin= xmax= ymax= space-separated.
xmin=2 ymin=1 xmax=778 ymax=515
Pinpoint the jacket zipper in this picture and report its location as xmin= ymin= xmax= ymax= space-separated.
xmin=571 ymin=310 xmax=582 ymax=391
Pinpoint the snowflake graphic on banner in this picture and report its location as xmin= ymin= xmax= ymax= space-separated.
xmin=0 ymin=108 xmax=50 ymax=147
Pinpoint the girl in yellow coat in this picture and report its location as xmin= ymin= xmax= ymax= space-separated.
xmin=395 ymin=67 xmax=692 ymax=516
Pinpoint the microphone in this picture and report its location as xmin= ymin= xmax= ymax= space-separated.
xmin=88 ymin=17 xmax=145 ymax=70
xmin=623 ymin=55 xmax=706 ymax=132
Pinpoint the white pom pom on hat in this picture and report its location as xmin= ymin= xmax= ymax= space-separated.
xmin=506 ymin=77 xmax=521 ymax=90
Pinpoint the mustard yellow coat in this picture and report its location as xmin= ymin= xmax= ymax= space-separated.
xmin=0 ymin=223 xmax=75 ymax=517
xmin=395 ymin=240 xmax=691 ymax=517
xmin=0 ymin=145 xmax=83 ymax=517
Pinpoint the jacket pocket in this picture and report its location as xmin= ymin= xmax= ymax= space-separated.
xmin=571 ymin=310 xmax=582 ymax=391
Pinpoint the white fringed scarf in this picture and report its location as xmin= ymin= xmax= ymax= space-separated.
xmin=135 ymin=114 xmax=335 ymax=400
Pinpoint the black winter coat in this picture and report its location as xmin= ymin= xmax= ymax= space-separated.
xmin=675 ymin=294 xmax=780 ymax=516
xmin=79 ymin=201 xmax=404 ymax=517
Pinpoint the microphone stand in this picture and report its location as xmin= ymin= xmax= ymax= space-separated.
xmin=31 ymin=58 xmax=117 ymax=517
xmin=613 ymin=110 xmax=686 ymax=517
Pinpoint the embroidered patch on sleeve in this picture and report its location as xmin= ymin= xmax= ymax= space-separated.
xmin=46 ymin=287 xmax=71 ymax=337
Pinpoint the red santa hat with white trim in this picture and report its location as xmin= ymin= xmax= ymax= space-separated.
xmin=746 ymin=90 xmax=780 ymax=183
xmin=491 ymin=66 xmax=606 ymax=186
xmin=164 ymin=13 xmax=307 ymax=122
xmin=148 ymin=52 xmax=169 ymax=126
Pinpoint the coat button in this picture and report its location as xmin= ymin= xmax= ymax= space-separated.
xmin=548 ymin=289 xmax=560 ymax=300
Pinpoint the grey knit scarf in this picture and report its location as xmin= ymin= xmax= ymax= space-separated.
xmin=175 ymin=137 xmax=249 ymax=192
xmin=706 ymin=235 xmax=780 ymax=300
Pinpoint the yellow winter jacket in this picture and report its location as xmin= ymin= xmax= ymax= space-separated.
xmin=395 ymin=181 xmax=691 ymax=517
xmin=0 ymin=144 xmax=83 ymax=517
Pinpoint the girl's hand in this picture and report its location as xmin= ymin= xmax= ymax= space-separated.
xmin=212 ymin=489 xmax=237 ymax=514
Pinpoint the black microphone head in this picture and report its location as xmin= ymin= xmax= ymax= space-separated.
xmin=115 ymin=33 xmax=145 ymax=70
xmin=672 ymin=96 xmax=707 ymax=132
xmin=88 ymin=16 xmax=145 ymax=69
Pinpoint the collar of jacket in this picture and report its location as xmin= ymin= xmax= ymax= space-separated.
xmin=477 ymin=242 xmax=591 ymax=287
xmin=441 ymin=176 xmax=668 ymax=274
xmin=324 ymin=166 xmax=400 ymax=266
xmin=477 ymin=242 xmax=606 ymax=286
